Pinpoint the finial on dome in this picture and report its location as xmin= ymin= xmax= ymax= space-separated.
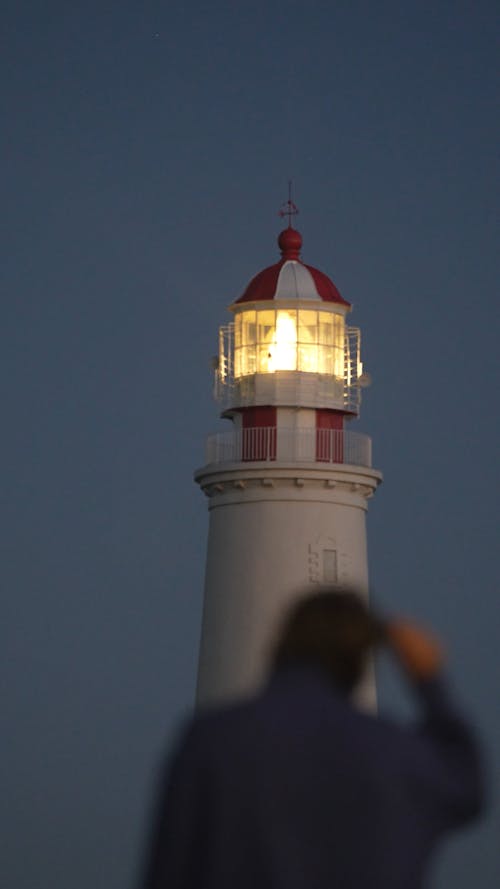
xmin=278 ymin=227 xmax=302 ymax=259
xmin=278 ymin=180 xmax=301 ymax=258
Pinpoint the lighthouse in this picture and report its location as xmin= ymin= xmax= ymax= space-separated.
xmin=195 ymin=207 xmax=382 ymax=708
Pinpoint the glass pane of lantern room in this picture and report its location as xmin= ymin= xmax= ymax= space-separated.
xmin=234 ymin=346 xmax=241 ymax=377
xmin=318 ymin=313 xmax=334 ymax=345
xmin=298 ymin=310 xmax=318 ymax=344
xmin=297 ymin=310 xmax=318 ymax=372
xmin=241 ymin=310 xmax=256 ymax=345
xmin=257 ymin=344 xmax=272 ymax=373
xmin=298 ymin=344 xmax=318 ymax=372
xmin=240 ymin=345 xmax=256 ymax=376
xmin=332 ymin=314 xmax=345 ymax=348
xmin=332 ymin=315 xmax=345 ymax=378
xmin=317 ymin=345 xmax=333 ymax=374
xmin=234 ymin=314 xmax=243 ymax=349
xmin=257 ymin=310 xmax=275 ymax=345
xmin=256 ymin=311 xmax=276 ymax=373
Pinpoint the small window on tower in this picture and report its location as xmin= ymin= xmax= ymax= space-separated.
xmin=323 ymin=550 xmax=338 ymax=583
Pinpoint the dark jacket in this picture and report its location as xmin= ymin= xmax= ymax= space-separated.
xmin=141 ymin=667 xmax=483 ymax=889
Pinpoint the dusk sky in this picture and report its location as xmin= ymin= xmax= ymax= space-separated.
xmin=1 ymin=2 xmax=498 ymax=887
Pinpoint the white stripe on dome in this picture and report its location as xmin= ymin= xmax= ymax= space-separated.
xmin=274 ymin=260 xmax=320 ymax=301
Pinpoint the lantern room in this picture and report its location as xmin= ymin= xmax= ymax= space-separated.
xmin=216 ymin=227 xmax=365 ymax=417
xmin=234 ymin=307 xmax=346 ymax=377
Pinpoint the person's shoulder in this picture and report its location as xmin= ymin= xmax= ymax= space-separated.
xmin=185 ymin=694 xmax=258 ymax=743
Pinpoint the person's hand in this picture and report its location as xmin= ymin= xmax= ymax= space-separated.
xmin=385 ymin=619 xmax=445 ymax=680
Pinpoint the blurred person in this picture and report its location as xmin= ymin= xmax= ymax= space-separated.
xmin=139 ymin=590 xmax=484 ymax=889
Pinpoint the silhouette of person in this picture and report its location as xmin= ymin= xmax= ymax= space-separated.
xmin=139 ymin=590 xmax=483 ymax=889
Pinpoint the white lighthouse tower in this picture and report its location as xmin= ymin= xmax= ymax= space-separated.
xmin=195 ymin=207 xmax=382 ymax=708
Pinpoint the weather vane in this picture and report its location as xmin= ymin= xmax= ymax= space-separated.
xmin=278 ymin=180 xmax=299 ymax=227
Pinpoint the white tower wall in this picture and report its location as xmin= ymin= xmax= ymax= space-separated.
xmin=195 ymin=461 xmax=381 ymax=707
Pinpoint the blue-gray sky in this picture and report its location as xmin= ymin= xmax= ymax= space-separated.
xmin=1 ymin=2 xmax=498 ymax=887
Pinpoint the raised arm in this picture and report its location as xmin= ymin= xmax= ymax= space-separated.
xmin=386 ymin=618 xmax=484 ymax=828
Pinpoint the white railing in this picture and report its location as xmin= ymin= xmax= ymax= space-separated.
xmin=205 ymin=427 xmax=372 ymax=467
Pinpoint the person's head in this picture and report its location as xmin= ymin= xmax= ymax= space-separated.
xmin=271 ymin=588 xmax=385 ymax=693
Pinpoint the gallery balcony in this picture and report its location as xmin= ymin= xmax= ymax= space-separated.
xmin=204 ymin=427 xmax=372 ymax=468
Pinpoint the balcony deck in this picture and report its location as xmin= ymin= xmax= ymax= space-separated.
xmin=204 ymin=427 xmax=372 ymax=468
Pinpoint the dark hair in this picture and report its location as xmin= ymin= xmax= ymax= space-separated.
xmin=272 ymin=589 xmax=385 ymax=693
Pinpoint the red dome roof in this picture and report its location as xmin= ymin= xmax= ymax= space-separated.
xmin=235 ymin=227 xmax=350 ymax=307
